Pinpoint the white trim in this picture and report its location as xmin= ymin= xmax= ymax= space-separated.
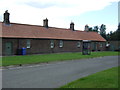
xmin=50 ymin=40 xmax=54 ymax=48
xmin=83 ymin=40 xmax=91 ymax=42
xmin=59 ymin=40 xmax=63 ymax=47
xmin=26 ymin=39 xmax=30 ymax=48
xmin=77 ymin=41 xmax=81 ymax=47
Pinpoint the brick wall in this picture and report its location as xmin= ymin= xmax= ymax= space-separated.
xmin=2 ymin=38 xmax=106 ymax=56
xmin=2 ymin=38 xmax=83 ymax=55
xmin=107 ymin=41 xmax=120 ymax=51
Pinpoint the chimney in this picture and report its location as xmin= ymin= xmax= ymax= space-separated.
xmin=84 ymin=24 xmax=89 ymax=31
xmin=3 ymin=10 xmax=10 ymax=24
xmin=43 ymin=18 xmax=48 ymax=28
xmin=70 ymin=22 xmax=74 ymax=31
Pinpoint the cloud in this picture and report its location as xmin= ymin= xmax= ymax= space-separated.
xmin=0 ymin=0 xmax=119 ymax=31
xmin=25 ymin=2 xmax=56 ymax=9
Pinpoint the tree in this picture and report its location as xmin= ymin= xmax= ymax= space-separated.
xmin=106 ymin=23 xmax=120 ymax=41
xmin=100 ymin=24 xmax=106 ymax=39
xmin=89 ymin=27 xmax=93 ymax=31
xmin=93 ymin=26 xmax=99 ymax=32
xmin=86 ymin=26 xmax=99 ymax=32
xmin=111 ymin=29 xmax=120 ymax=41
xmin=106 ymin=33 xmax=110 ymax=41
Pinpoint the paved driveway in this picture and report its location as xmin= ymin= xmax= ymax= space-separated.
xmin=2 ymin=56 xmax=118 ymax=88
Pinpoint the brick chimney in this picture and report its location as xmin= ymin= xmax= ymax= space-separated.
xmin=84 ymin=24 xmax=89 ymax=31
xmin=70 ymin=22 xmax=74 ymax=31
xmin=43 ymin=18 xmax=48 ymax=28
xmin=3 ymin=10 xmax=10 ymax=24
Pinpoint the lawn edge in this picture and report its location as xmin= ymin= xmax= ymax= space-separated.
xmin=1 ymin=55 xmax=118 ymax=69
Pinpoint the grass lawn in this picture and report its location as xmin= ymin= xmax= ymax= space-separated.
xmin=60 ymin=66 xmax=119 ymax=88
xmin=1 ymin=51 xmax=119 ymax=66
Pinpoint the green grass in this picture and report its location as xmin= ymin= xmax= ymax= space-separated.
xmin=60 ymin=66 xmax=119 ymax=88
xmin=1 ymin=51 xmax=119 ymax=66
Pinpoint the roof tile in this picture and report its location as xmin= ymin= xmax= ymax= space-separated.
xmin=0 ymin=22 xmax=106 ymax=41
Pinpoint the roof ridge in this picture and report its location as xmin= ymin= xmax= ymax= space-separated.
xmin=2 ymin=22 xmax=84 ymax=31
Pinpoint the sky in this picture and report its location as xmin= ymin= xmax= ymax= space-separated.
xmin=0 ymin=0 xmax=119 ymax=33
xmin=118 ymin=1 xmax=120 ymax=24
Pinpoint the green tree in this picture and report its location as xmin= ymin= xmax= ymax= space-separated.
xmin=107 ymin=23 xmax=120 ymax=41
xmin=106 ymin=33 xmax=110 ymax=41
xmin=89 ymin=27 xmax=93 ymax=31
xmin=100 ymin=24 xmax=106 ymax=39
xmin=93 ymin=26 xmax=99 ymax=32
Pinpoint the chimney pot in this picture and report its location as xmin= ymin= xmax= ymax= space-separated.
xmin=70 ymin=22 xmax=74 ymax=31
xmin=43 ymin=18 xmax=48 ymax=28
xmin=84 ymin=24 xmax=89 ymax=31
xmin=3 ymin=10 xmax=10 ymax=24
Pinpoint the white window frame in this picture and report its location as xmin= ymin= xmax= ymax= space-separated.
xmin=50 ymin=40 xmax=54 ymax=48
xmin=59 ymin=40 xmax=63 ymax=48
xmin=77 ymin=41 xmax=81 ymax=48
xmin=26 ymin=39 xmax=31 ymax=48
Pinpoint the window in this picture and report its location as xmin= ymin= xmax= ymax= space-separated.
xmin=77 ymin=41 xmax=81 ymax=47
xmin=50 ymin=40 xmax=54 ymax=48
xmin=106 ymin=42 xmax=110 ymax=47
xmin=26 ymin=40 xmax=30 ymax=48
xmin=59 ymin=40 xmax=63 ymax=47
xmin=96 ymin=42 xmax=98 ymax=50
xmin=100 ymin=43 xmax=103 ymax=47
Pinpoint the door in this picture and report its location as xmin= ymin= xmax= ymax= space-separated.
xmin=82 ymin=42 xmax=91 ymax=55
xmin=5 ymin=42 xmax=12 ymax=55
xmin=94 ymin=42 xmax=97 ymax=51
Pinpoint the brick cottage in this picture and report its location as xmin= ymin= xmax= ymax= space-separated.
xmin=0 ymin=10 xmax=106 ymax=56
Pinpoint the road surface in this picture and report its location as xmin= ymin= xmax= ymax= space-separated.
xmin=2 ymin=56 xmax=118 ymax=88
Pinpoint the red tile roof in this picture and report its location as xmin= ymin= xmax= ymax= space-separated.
xmin=0 ymin=22 xmax=106 ymax=41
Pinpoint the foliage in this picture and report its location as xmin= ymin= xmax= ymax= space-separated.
xmin=93 ymin=26 xmax=99 ymax=32
xmin=87 ymin=25 xmax=99 ymax=33
xmin=106 ymin=27 xmax=120 ymax=41
xmin=88 ymin=27 xmax=93 ymax=31
xmin=101 ymin=23 xmax=120 ymax=41
xmin=86 ymin=23 xmax=120 ymax=41
xmin=99 ymin=24 xmax=106 ymax=39
xmin=84 ymin=25 xmax=99 ymax=32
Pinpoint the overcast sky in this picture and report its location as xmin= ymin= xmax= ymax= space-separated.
xmin=0 ymin=0 xmax=119 ymax=33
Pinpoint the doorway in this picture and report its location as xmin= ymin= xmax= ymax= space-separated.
xmin=5 ymin=42 xmax=12 ymax=55
xmin=82 ymin=40 xmax=91 ymax=55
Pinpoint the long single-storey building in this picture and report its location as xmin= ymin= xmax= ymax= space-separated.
xmin=0 ymin=10 xmax=106 ymax=56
